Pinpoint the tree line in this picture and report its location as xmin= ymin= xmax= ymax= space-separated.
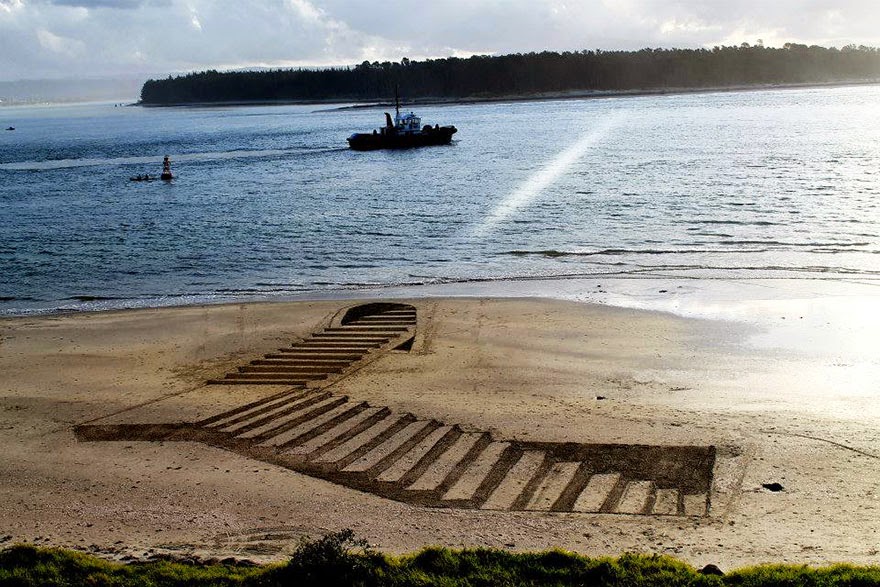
xmin=140 ymin=44 xmax=880 ymax=104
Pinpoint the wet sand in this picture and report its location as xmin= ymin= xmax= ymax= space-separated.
xmin=1 ymin=284 xmax=879 ymax=569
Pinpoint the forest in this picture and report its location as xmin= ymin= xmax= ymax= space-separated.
xmin=140 ymin=44 xmax=880 ymax=104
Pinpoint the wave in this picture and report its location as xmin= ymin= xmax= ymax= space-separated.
xmin=718 ymin=240 xmax=871 ymax=247
xmin=64 ymin=295 xmax=124 ymax=302
xmin=505 ymin=248 xmax=757 ymax=257
xmin=505 ymin=243 xmax=874 ymax=258
xmin=698 ymin=219 xmax=783 ymax=226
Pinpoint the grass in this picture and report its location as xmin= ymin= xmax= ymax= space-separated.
xmin=2 ymin=530 xmax=880 ymax=586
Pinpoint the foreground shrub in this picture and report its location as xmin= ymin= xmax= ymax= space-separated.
xmin=258 ymin=528 xmax=385 ymax=587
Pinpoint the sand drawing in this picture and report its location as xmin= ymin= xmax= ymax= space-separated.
xmin=76 ymin=302 xmax=716 ymax=517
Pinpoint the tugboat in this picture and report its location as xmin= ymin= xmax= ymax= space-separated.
xmin=347 ymin=88 xmax=456 ymax=151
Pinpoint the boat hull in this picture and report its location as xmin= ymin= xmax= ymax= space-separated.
xmin=347 ymin=126 xmax=457 ymax=151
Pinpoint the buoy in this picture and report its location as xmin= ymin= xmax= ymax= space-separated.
xmin=160 ymin=155 xmax=173 ymax=180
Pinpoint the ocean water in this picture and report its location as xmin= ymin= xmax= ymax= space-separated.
xmin=1 ymin=85 xmax=879 ymax=315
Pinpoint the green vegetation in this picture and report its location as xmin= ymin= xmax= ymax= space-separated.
xmin=0 ymin=543 xmax=265 ymax=586
xmin=140 ymin=44 xmax=880 ymax=105
xmin=3 ymin=530 xmax=880 ymax=586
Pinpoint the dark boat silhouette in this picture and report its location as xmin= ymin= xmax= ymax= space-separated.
xmin=347 ymin=89 xmax=456 ymax=151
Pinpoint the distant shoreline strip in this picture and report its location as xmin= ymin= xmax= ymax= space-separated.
xmin=137 ymin=79 xmax=880 ymax=109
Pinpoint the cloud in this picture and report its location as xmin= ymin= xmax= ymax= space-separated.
xmin=50 ymin=0 xmax=151 ymax=8
xmin=1 ymin=0 xmax=879 ymax=81
xmin=317 ymin=0 xmax=880 ymax=57
xmin=0 ymin=0 xmax=380 ymax=79
xmin=36 ymin=27 xmax=85 ymax=54
xmin=0 ymin=0 xmax=24 ymax=11
xmin=600 ymin=0 xmax=880 ymax=47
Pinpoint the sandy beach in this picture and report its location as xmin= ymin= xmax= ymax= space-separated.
xmin=1 ymin=281 xmax=879 ymax=570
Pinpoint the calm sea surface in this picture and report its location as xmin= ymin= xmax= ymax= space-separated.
xmin=1 ymin=85 xmax=879 ymax=315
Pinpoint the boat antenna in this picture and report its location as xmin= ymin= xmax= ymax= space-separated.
xmin=395 ymin=84 xmax=400 ymax=119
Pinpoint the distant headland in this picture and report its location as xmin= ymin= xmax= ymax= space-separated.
xmin=139 ymin=44 xmax=880 ymax=106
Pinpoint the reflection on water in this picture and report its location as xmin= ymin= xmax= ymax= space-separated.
xmin=476 ymin=113 xmax=624 ymax=235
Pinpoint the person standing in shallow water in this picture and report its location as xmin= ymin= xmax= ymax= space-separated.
xmin=161 ymin=155 xmax=173 ymax=180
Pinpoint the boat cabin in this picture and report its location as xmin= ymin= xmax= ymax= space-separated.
xmin=396 ymin=112 xmax=421 ymax=133
xmin=379 ymin=110 xmax=422 ymax=135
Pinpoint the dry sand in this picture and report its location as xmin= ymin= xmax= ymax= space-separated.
xmin=1 ymin=292 xmax=879 ymax=570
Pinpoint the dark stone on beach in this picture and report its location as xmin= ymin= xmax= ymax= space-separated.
xmin=762 ymin=482 xmax=784 ymax=492
xmin=699 ymin=564 xmax=724 ymax=576
xmin=596 ymin=396 xmax=606 ymax=400
xmin=213 ymin=556 xmax=257 ymax=567
xmin=659 ymin=289 xmax=668 ymax=293
xmin=148 ymin=553 xmax=178 ymax=562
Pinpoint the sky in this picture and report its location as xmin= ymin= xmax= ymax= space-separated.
xmin=1 ymin=0 xmax=880 ymax=81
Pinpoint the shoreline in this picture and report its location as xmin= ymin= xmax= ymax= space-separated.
xmin=5 ymin=274 xmax=879 ymax=360
xmin=135 ymin=78 xmax=880 ymax=109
